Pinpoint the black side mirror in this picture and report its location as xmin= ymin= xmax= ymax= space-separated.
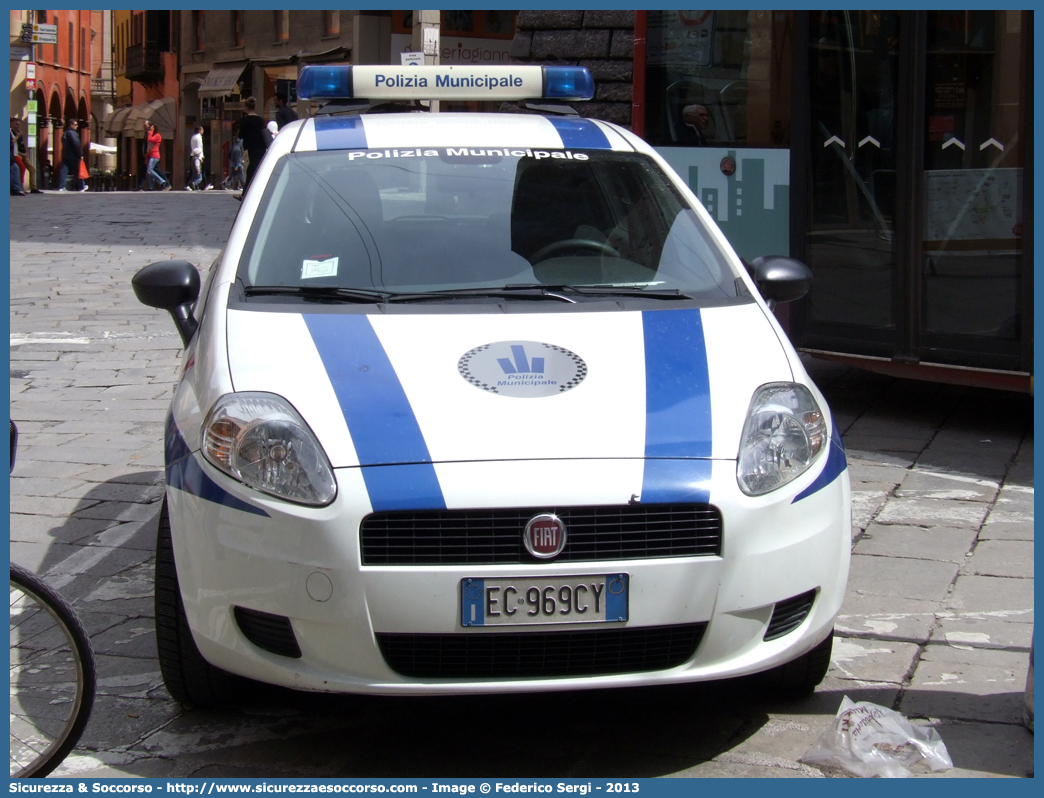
xmin=10 ymin=419 xmax=17 ymax=475
xmin=131 ymin=261 xmax=201 ymax=347
xmin=748 ymin=256 xmax=813 ymax=308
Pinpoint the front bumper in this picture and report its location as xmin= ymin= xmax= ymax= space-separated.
xmin=167 ymin=452 xmax=850 ymax=695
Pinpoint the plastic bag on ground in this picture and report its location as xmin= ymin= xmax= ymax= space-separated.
xmin=800 ymin=696 xmax=953 ymax=777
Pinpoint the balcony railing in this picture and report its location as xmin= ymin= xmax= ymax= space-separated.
xmin=125 ymin=42 xmax=164 ymax=84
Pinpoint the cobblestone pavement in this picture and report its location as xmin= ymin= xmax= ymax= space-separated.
xmin=10 ymin=192 xmax=1034 ymax=778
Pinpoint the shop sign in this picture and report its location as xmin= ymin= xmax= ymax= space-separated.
xmin=391 ymin=34 xmax=513 ymax=65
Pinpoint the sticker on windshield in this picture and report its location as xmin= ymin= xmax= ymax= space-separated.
xmin=458 ymin=341 xmax=587 ymax=398
xmin=302 ymin=256 xmax=339 ymax=280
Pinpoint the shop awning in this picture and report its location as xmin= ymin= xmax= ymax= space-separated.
xmin=123 ymin=98 xmax=176 ymax=139
xmin=197 ymin=62 xmax=248 ymax=98
xmin=102 ymin=106 xmax=133 ymax=136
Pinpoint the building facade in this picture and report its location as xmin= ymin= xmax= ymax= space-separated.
xmin=178 ymin=10 xmax=355 ymax=189
xmin=89 ymin=10 xmax=115 ymax=175
xmin=10 ymin=9 xmax=94 ymax=188
xmin=511 ymin=9 xmax=1033 ymax=391
xmin=106 ymin=10 xmax=180 ymax=188
xmin=178 ymin=11 xmax=519 ymax=185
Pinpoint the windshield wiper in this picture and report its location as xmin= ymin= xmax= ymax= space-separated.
xmin=387 ymin=286 xmax=577 ymax=303
xmin=244 ymin=285 xmax=391 ymax=304
xmin=507 ymin=284 xmax=691 ymax=300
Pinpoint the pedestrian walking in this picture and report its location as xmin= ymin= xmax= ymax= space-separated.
xmin=237 ymin=97 xmax=268 ymax=192
xmin=10 ymin=118 xmax=40 ymax=193
xmin=274 ymin=91 xmax=298 ymax=129
xmin=11 ymin=126 xmax=25 ymax=196
xmin=189 ymin=125 xmax=205 ymax=190
xmin=57 ymin=119 xmax=85 ymax=192
xmin=224 ymin=137 xmax=244 ymax=190
xmin=138 ymin=120 xmax=150 ymax=190
xmin=146 ymin=122 xmax=172 ymax=191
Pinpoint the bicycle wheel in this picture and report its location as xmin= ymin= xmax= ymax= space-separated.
xmin=10 ymin=563 xmax=96 ymax=778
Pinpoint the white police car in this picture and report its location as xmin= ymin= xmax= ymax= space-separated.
xmin=132 ymin=65 xmax=850 ymax=706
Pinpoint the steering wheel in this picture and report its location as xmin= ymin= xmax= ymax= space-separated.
xmin=530 ymin=238 xmax=621 ymax=264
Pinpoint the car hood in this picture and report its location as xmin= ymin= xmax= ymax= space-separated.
xmin=226 ymin=303 xmax=793 ymax=470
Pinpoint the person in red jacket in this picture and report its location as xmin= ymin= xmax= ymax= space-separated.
xmin=145 ymin=122 xmax=171 ymax=191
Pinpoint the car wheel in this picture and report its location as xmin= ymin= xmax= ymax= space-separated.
xmin=758 ymin=630 xmax=834 ymax=698
xmin=154 ymin=496 xmax=246 ymax=707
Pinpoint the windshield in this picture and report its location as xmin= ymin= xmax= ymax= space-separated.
xmin=237 ymin=147 xmax=743 ymax=301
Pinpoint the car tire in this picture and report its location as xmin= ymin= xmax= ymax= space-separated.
xmin=758 ymin=630 xmax=834 ymax=698
xmin=154 ymin=496 xmax=246 ymax=707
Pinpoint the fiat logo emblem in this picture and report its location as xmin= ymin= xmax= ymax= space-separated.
xmin=524 ymin=514 xmax=567 ymax=559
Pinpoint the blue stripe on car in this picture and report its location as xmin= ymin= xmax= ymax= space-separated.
xmin=546 ymin=117 xmax=612 ymax=150
xmin=304 ymin=314 xmax=446 ymax=512
xmin=164 ymin=418 xmax=269 ymax=517
xmin=360 ymin=464 xmax=448 ymax=511
xmin=165 ymin=413 xmax=192 ymax=466
xmin=640 ymin=459 xmax=712 ymax=505
xmin=313 ymin=116 xmax=368 ymax=151
xmin=640 ymin=309 xmax=713 ymax=504
xmin=793 ymin=426 xmax=848 ymax=503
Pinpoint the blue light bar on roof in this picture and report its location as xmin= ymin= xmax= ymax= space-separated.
xmin=297 ymin=65 xmax=354 ymax=101
xmin=544 ymin=67 xmax=596 ymax=101
xmin=297 ymin=65 xmax=594 ymax=102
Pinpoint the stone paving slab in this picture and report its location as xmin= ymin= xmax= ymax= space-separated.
xmin=846 ymin=554 xmax=960 ymax=603
xmin=901 ymin=647 xmax=1029 ymax=724
xmin=854 ymin=523 xmax=977 ymax=564
xmin=931 ymin=616 xmax=1034 ymax=651
xmin=847 ymin=458 xmax=909 ymax=485
xmin=671 ymin=757 xmax=823 ymax=778
xmin=873 ymin=497 xmax=990 ymax=529
xmin=827 ymin=636 xmax=920 ymax=685
xmin=896 ymin=469 xmax=999 ymax=502
xmin=980 ymin=488 xmax=1035 ymax=541
xmin=835 ymin=593 xmax=941 ymax=644
xmin=944 ymin=574 xmax=1034 ymax=622
xmin=913 ymin=718 xmax=1034 ymax=778
xmin=962 ymin=540 xmax=1035 ymax=578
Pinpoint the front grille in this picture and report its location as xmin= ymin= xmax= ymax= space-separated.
xmin=377 ymin=623 xmax=706 ymax=678
xmin=361 ymin=504 xmax=722 ymax=565
xmin=234 ymin=606 xmax=302 ymax=658
xmin=764 ymin=589 xmax=817 ymax=641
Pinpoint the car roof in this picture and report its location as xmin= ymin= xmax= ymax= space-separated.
xmin=288 ymin=113 xmax=640 ymax=154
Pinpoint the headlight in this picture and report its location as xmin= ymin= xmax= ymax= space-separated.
xmin=737 ymin=383 xmax=827 ymax=496
xmin=202 ymin=393 xmax=336 ymax=506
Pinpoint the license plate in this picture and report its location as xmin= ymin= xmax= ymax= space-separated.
xmin=461 ymin=574 xmax=628 ymax=627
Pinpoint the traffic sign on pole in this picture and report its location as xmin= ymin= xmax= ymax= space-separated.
xmin=20 ymin=23 xmax=57 ymax=44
